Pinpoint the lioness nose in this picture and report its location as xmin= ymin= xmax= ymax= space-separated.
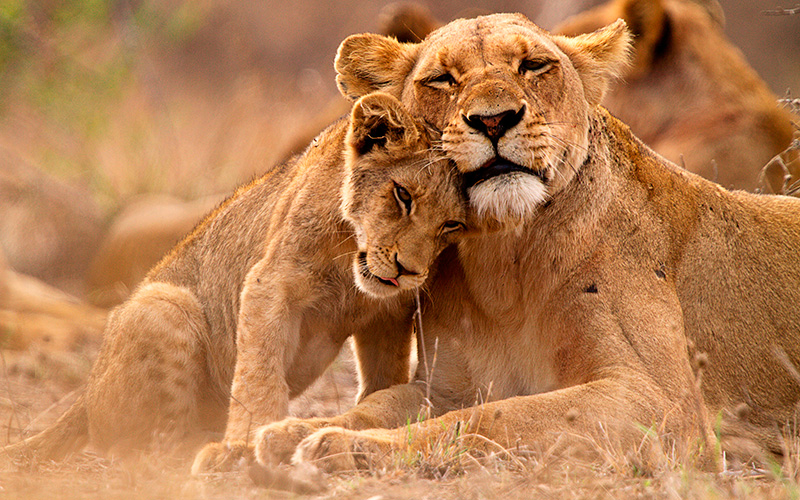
xmin=463 ymin=106 xmax=525 ymax=142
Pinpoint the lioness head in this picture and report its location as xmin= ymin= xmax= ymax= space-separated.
xmin=335 ymin=14 xmax=631 ymax=225
xmin=342 ymin=92 xmax=466 ymax=298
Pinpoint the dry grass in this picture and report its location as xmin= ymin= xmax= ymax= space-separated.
xmin=758 ymin=91 xmax=800 ymax=195
xmin=3 ymin=341 xmax=799 ymax=500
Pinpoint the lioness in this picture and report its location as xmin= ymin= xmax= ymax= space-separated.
xmin=249 ymin=14 xmax=800 ymax=472
xmin=3 ymin=92 xmax=467 ymax=464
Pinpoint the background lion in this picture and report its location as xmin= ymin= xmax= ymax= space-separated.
xmin=555 ymin=0 xmax=797 ymax=191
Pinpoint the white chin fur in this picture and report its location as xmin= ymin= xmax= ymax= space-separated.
xmin=468 ymin=173 xmax=548 ymax=221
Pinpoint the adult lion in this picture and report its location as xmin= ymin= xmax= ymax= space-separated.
xmin=250 ymin=14 xmax=800 ymax=472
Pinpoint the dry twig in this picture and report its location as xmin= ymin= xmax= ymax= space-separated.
xmin=762 ymin=5 xmax=800 ymax=15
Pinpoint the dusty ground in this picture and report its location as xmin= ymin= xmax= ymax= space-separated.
xmin=2 ymin=342 xmax=799 ymax=499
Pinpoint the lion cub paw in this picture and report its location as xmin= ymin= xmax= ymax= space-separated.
xmin=254 ymin=417 xmax=326 ymax=467
xmin=292 ymin=427 xmax=392 ymax=472
xmin=191 ymin=441 xmax=253 ymax=475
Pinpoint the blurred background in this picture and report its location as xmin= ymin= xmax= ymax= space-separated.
xmin=0 ymin=0 xmax=797 ymax=300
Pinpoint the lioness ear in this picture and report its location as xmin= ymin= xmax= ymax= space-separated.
xmin=335 ymin=33 xmax=420 ymax=101
xmin=553 ymin=19 xmax=633 ymax=106
xmin=348 ymin=92 xmax=420 ymax=156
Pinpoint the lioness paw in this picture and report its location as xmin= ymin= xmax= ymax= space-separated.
xmin=292 ymin=427 xmax=392 ymax=472
xmin=254 ymin=417 xmax=326 ymax=467
xmin=191 ymin=441 xmax=253 ymax=475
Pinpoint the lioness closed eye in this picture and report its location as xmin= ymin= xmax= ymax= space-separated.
xmin=3 ymin=92 xmax=467 ymax=471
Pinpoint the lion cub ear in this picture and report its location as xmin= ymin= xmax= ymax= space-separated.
xmin=553 ymin=19 xmax=633 ymax=106
xmin=347 ymin=92 xmax=420 ymax=157
xmin=335 ymin=34 xmax=420 ymax=101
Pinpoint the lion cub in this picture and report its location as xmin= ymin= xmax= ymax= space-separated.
xmin=5 ymin=92 xmax=466 ymax=468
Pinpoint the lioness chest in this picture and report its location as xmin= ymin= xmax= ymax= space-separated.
xmin=426 ymin=244 xmax=561 ymax=402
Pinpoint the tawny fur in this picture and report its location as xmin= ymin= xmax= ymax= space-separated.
xmin=0 ymin=148 xmax=103 ymax=296
xmin=251 ymin=14 xmax=800 ymax=473
xmin=0 ymin=268 xmax=106 ymax=352
xmin=86 ymin=194 xmax=225 ymax=308
xmin=2 ymin=93 xmax=466 ymax=470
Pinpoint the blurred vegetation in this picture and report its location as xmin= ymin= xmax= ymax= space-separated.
xmin=0 ymin=1 xmax=233 ymax=211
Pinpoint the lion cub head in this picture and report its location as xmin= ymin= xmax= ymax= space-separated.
xmin=342 ymin=92 xmax=466 ymax=298
xmin=335 ymin=14 xmax=632 ymax=226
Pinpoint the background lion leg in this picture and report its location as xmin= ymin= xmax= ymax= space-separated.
xmin=85 ymin=282 xmax=218 ymax=456
xmin=292 ymin=374 xmax=716 ymax=472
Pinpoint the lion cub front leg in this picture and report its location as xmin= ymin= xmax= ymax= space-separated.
xmin=192 ymin=262 xmax=312 ymax=474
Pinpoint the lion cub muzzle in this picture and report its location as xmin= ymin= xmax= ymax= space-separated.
xmin=356 ymin=250 xmax=426 ymax=291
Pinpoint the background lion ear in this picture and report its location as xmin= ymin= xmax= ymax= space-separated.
xmin=554 ymin=0 xmax=667 ymax=79
xmin=348 ymin=92 xmax=420 ymax=156
xmin=618 ymin=0 xmax=668 ymax=78
xmin=378 ymin=2 xmax=440 ymax=43
xmin=554 ymin=19 xmax=633 ymax=106
xmin=335 ymin=34 xmax=419 ymax=100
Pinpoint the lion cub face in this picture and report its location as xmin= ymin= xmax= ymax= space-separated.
xmin=336 ymin=14 xmax=632 ymax=225
xmin=342 ymin=92 xmax=466 ymax=298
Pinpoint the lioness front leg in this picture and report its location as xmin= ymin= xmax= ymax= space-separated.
xmin=292 ymin=373 xmax=715 ymax=472
xmin=254 ymin=382 xmax=431 ymax=466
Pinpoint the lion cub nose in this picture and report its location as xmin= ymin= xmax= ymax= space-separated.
xmin=463 ymin=106 xmax=525 ymax=142
xmin=394 ymin=254 xmax=420 ymax=277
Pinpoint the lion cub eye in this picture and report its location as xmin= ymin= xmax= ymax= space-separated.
xmin=393 ymin=184 xmax=413 ymax=214
xmin=423 ymin=72 xmax=456 ymax=89
xmin=519 ymin=59 xmax=553 ymax=76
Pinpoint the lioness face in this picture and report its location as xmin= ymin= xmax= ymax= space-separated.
xmin=336 ymin=14 xmax=631 ymax=225
xmin=342 ymin=93 xmax=466 ymax=298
